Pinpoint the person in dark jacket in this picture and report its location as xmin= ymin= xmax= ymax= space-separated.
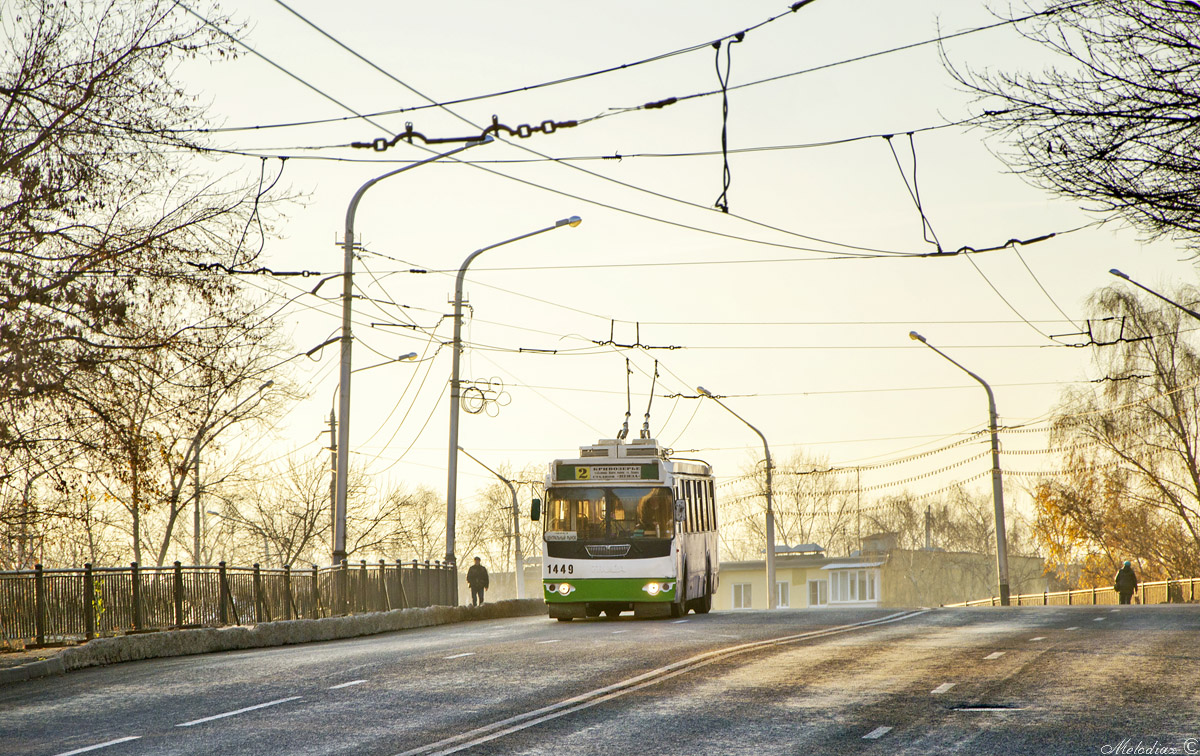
xmin=467 ymin=557 xmax=489 ymax=606
xmin=1114 ymin=560 xmax=1138 ymax=605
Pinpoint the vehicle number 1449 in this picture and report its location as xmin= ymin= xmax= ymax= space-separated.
xmin=547 ymin=563 xmax=574 ymax=575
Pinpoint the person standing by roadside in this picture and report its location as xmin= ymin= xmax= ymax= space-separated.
xmin=467 ymin=556 xmax=489 ymax=606
xmin=1114 ymin=560 xmax=1138 ymax=605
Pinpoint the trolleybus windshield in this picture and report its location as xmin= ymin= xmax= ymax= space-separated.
xmin=545 ymin=486 xmax=675 ymax=540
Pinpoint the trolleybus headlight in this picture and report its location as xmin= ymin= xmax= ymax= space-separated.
xmin=557 ymin=582 xmax=575 ymax=596
xmin=642 ymin=581 xmax=673 ymax=596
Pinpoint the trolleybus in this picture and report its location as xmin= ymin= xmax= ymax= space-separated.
xmin=537 ymin=437 xmax=718 ymax=620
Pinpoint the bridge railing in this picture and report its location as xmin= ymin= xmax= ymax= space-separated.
xmin=947 ymin=577 xmax=1200 ymax=607
xmin=0 ymin=559 xmax=459 ymax=648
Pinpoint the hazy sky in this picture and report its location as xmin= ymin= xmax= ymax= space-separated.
xmin=178 ymin=0 xmax=1198 ymax=524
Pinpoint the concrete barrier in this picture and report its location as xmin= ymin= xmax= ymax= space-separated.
xmin=0 ymin=599 xmax=546 ymax=685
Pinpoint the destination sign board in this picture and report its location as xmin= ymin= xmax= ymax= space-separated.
xmin=555 ymin=463 xmax=659 ymax=482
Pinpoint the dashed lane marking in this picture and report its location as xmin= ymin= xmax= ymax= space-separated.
xmin=984 ymin=651 xmax=1005 ymax=660
xmin=535 ymin=639 xmax=560 ymax=645
xmin=610 ymin=630 xmax=628 ymax=634
xmin=329 ymin=680 xmax=367 ymax=689
xmin=672 ymin=619 xmax=689 ymax=624
xmin=176 ymin=697 xmax=301 ymax=727
xmin=1066 ymin=626 xmax=1080 ymax=631
xmin=863 ymin=726 xmax=893 ymax=740
xmin=1030 ymin=637 xmax=1046 ymax=642
xmin=932 ymin=683 xmax=956 ymax=695
xmin=443 ymin=653 xmax=476 ymax=659
xmin=52 ymin=737 xmax=141 ymax=756
xmin=1093 ymin=617 xmax=1106 ymax=622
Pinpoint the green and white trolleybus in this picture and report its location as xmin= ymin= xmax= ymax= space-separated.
xmin=538 ymin=437 xmax=718 ymax=620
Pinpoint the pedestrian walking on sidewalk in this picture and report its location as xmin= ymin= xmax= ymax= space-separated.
xmin=1114 ymin=561 xmax=1138 ymax=605
xmin=467 ymin=557 xmax=489 ymax=606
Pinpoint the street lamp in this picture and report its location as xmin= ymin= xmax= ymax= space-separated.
xmin=909 ymin=331 xmax=1011 ymax=606
xmin=335 ymin=137 xmax=491 ymax=566
xmin=1109 ymin=269 xmax=1200 ymax=322
xmin=458 ymin=446 xmax=525 ymax=599
xmin=445 ymin=216 xmax=582 ymax=568
xmin=193 ymin=379 xmax=274 ymax=565
xmin=696 ymin=385 xmax=777 ymax=610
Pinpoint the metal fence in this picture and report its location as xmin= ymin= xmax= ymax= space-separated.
xmin=949 ymin=577 xmax=1200 ymax=607
xmin=0 ymin=559 xmax=459 ymax=647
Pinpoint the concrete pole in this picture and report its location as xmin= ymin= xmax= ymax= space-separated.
xmin=458 ymin=447 xmax=524 ymax=599
xmin=909 ymin=332 xmax=1010 ymax=605
xmin=444 ymin=217 xmax=581 ymax=568
xmin=697 ymin=387 xmax=776 ymax=609
xmin=334 ymin=139 xmax=490 ymax=566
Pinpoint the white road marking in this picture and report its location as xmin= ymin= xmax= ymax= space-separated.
xmin=535 ymin=639 xmax=560 ymax=645
xmin=1030 ymin=637 xmax=1046 ymax=642
xmin=176 ymin=697 xmax=301 ymax=727
xmin=716 ymin=634 xmax=740 ymax=639
xmin=671 ymin=619 xmax=689 ymax=624
xmin=611 ymin=630 xmax=628 ymax=634
xmin=443 ymin=652 xmax=476 ymax=659
xmin=863 ymin=726 xmax=893 ymax=740
xmin=1110 ymin=609 xmax=1120 ymax=613
xmin=985 ymin=651 xmax=1006 ymax=660
xmin=932 ymin=683 xmax=956 ymax=694
xmin=1066 ymin=626 xmax=1080 ymax=631
xmin=1094 ymin=617 xmax=1106 ymax=622
xmin=52 ymin=737 xmax=141 ymax=756
xmin=329 ymin=680 xmax=367 ymax=689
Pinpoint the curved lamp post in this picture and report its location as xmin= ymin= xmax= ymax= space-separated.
xmin=1110 ymin=269 xmax=1200 ymax=322
xmin=334 ymin=137 xmax=491 ymax=566
xmin=909 ymin=331 xmax=1010 ymax=606
xmin=696 ymin=385 xmax=777 ymax=609
xmin=458 ymin=446 xmax=524 ymax=599
xmin=445 ymin=216 xmax=582 ymax=568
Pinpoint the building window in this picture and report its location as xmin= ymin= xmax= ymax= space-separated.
xmin=776 ymin=581 xmax=790 ymax=608
xmin=829 ymin=569 xmax=877 ymax=603
xmin=733 ymin=583 xmax=752 ymax=609
xmin=808 ymin=579 xmax=827 ymax=606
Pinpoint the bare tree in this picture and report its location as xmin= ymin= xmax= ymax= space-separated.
xmin=950 ymin=1 xmax=1200 ymax=251
xmin=1032 ymin=285 xmax=1200 ymax=583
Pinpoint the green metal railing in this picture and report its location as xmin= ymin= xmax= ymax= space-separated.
xmin=948 ymin=577 xmax=1200 ymax=607
xmin=0 ymin=559 xmax=459 ymax=647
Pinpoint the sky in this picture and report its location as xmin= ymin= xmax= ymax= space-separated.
xmin=176 ymin=0 xmax=1199 ymax=535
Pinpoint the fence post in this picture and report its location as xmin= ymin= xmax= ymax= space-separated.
xmin=173 ymin=561 xmax=184 ymax=628
xmin=84 ymin=563 xmax=95 ymax=641
xmin=1091 ymin=586 xmax=1097 ymax=605
xmin=338 ymin=559 xmax=349 ymax=616
xmin=253 ymin=564 xmax=264 ymax=623
xmin=218 ymin=561 xmax=229 ymax=625
xmin=34 ymin=564 xmax=46 ymax=646
xmin=130 ymin=562 xmax=143 ymax=631
xmin=1043 ymin=590 xmax=1048 ymax=606
xmin=1192 ymin=578 xmax=1196 ymax=603
xmin=395 ymin=560 xmax=408 ymax=609
xmin=359 ymin=560 xmax=368 ymax=613
xmin=1140 ymin=581 xmax=1146 ymax=605
xmin=283 ymin=565 xmax=293 ymax=621
xmin=311 ymin=564 xmax=320 ymax=619
xmin=378 ymin=560 xmax=389 ymax=611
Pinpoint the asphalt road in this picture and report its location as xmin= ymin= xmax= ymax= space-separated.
xmin=2 ymin=605 xmax=1197 ymax=756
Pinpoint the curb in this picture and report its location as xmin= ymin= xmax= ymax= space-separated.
xmin=0 ymin=599 xmax=545 ymax=686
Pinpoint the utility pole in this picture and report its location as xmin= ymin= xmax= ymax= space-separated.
xmin=328 ymin=410 xmax=337 ymax=547
xmin=335 ymin=139 xmax=491 ymax=567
